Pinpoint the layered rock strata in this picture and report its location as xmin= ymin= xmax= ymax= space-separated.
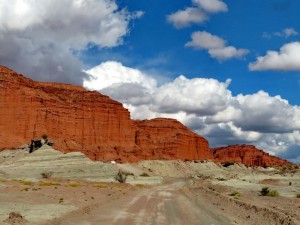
xmin=0 ymin=66 xmax=212 ymax=162
xmin=212 ymin=145 xmax=289 ymax=166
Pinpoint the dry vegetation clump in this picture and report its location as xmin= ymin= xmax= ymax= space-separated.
xmin=41 ymin=171 xmax=53 ymax=179
xmin=229 ymin=191 xmax=241 ymax=199
xmin=59 ymin=198 xmax=64 ymax=203
xmin=38 ymin=181 xmax=60 ymax=186
xmin=67 ymin=183 xmax=81 ymax=187
xmin=115 ymin=170 xmax=128 ymax=183
xmin=260 ymin=187 xmax=279 ymax=197
xmin=19 ymin=180 xmax=33 ymax=186
xmin=140 ymin=172 xmax=150 ymax=177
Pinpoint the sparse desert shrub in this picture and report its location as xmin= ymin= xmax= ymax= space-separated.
xmin=38 ymin=181 xmax=60 ymax=186
xmin=140 ymin=172 xmax=150 ymax=177
xmin=267 ymin=190 xmax=279 ymax=197
xmin=114 ymin=170 xmax=127 ymax=183
xmin=19 ymin=180 xmax=33 ymax=186
xmin=296 ymin=193 xmax=300 ymax=198
xmin=59 ymin=198 xmax=64 ymax=203
xmin=260 ymin=187 xmax=270 ymax=196
xmin=260 ymin=187 xmax=279 ymax=197
xmin=41 ymin=171 xmax=53 ymax=179
xmin=67 ymin=183 xmax=80 ymax=187
xmin=229 ymin=191 xmax=241 ymax=199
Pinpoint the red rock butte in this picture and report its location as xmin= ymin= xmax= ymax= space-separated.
xmin=0 ymin=66 xmax=291 ymax=165
xmin=212 ymin=145 xmax=289 ymax=166
xmin=0 ymin=66 xmax=212 ymax=162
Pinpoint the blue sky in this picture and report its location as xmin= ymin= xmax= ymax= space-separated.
xmin=81 ymin=0 xmax=300 ymax=104
xmin=0 ymin=0 xmax=300 ymax=162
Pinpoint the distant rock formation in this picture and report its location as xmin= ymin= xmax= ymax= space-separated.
xmin=0 ymin=66 xmax=212 ymax=163
xmin=212 ymin=145 xmax=289 ymax=166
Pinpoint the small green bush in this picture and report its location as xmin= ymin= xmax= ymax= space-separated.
xmin=140 ymin=172 xmax=150 ymax=177
xmin=296 ymin=193 xmax=300 ymax=198
xmin=267 ymin=190 xmax=279 ymax=197
xmin=229 ymin=191 xmax=241 ymax=199
xmin=260 ymin=187 xmax=270 ymax=196
xmin=41 ymin=171 xmax=53 ymax=179
xmin=114 ymin=170 xmax=127 ymax=183
xmin=260 ymin=187 xmax=279 ymax=197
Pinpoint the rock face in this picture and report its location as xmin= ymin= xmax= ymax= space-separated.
xmin=134 ymin=119 xmax=212 ymax=161
xmin=0 ymin=66 xmax=212 ymax=162
xmin=212 ymin=145 xmax=289 ymax=166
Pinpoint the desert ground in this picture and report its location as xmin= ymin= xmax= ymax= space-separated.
xmin=0 ymin=145 xmax=299 ymax=225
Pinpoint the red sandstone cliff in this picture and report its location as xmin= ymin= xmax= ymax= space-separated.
xmin=134 ymin=119 xmax=211 ymax=161
xmin=212 ymin=145 xmax=289 ymax=166
xmin=0 ymin=66 xmax=212 ymax=162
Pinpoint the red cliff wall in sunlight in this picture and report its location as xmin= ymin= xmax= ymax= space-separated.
xmin=212 ymin=145 xmax=290 ymax=166
xmin=134 ymin=119 xmax=212 ymax=161
xmin=0 ymin=66 xmax=212 ymax=162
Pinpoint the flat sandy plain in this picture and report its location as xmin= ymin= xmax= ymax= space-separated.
xmin=0 ymin=145 xmax=299 ymax=225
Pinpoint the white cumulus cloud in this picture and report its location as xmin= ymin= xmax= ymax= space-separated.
xmin=0 ymin=0 xmax=142 ymax=84
xmin=84 ymin=61 xmax=156 ymax=91
xmin=186 ymin=31 xmax=249 ymax=61
xmin=192 ymin=0 xmax=228 ymax=13
xmin=275 ymin=28 xmax=298 ymax=38
xmin=151 ymin=76 xmax=232 ymax=116
xmin=167 ymin=0 xmax=227 ymax=28
xmin=83 ymin=61 xmax=300 ymax=160
xmin=167 ymin=7 xmax=207 ymax=29
xmin=263 ymin=28 xmax=298 ymax=39
xmin=249 ymin=42 xmax=300 ymax=71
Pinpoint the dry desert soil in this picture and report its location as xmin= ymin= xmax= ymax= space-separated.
xmin=0 ymin=145 xmax=299 ymax=225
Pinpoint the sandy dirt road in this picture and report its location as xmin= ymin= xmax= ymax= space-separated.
xmin=47 ymin=179 xmax=234 ymax=225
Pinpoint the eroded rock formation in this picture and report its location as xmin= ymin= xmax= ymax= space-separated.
xmin=212 ymin=145 xmax=289 ymax=166
xmin=0 ymin=66 xmax=291 ymax=165
xmin=134 ymin=119 xmax=212 ymax=161
xmin=0 ymin=66 xmax=212 ymax=162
